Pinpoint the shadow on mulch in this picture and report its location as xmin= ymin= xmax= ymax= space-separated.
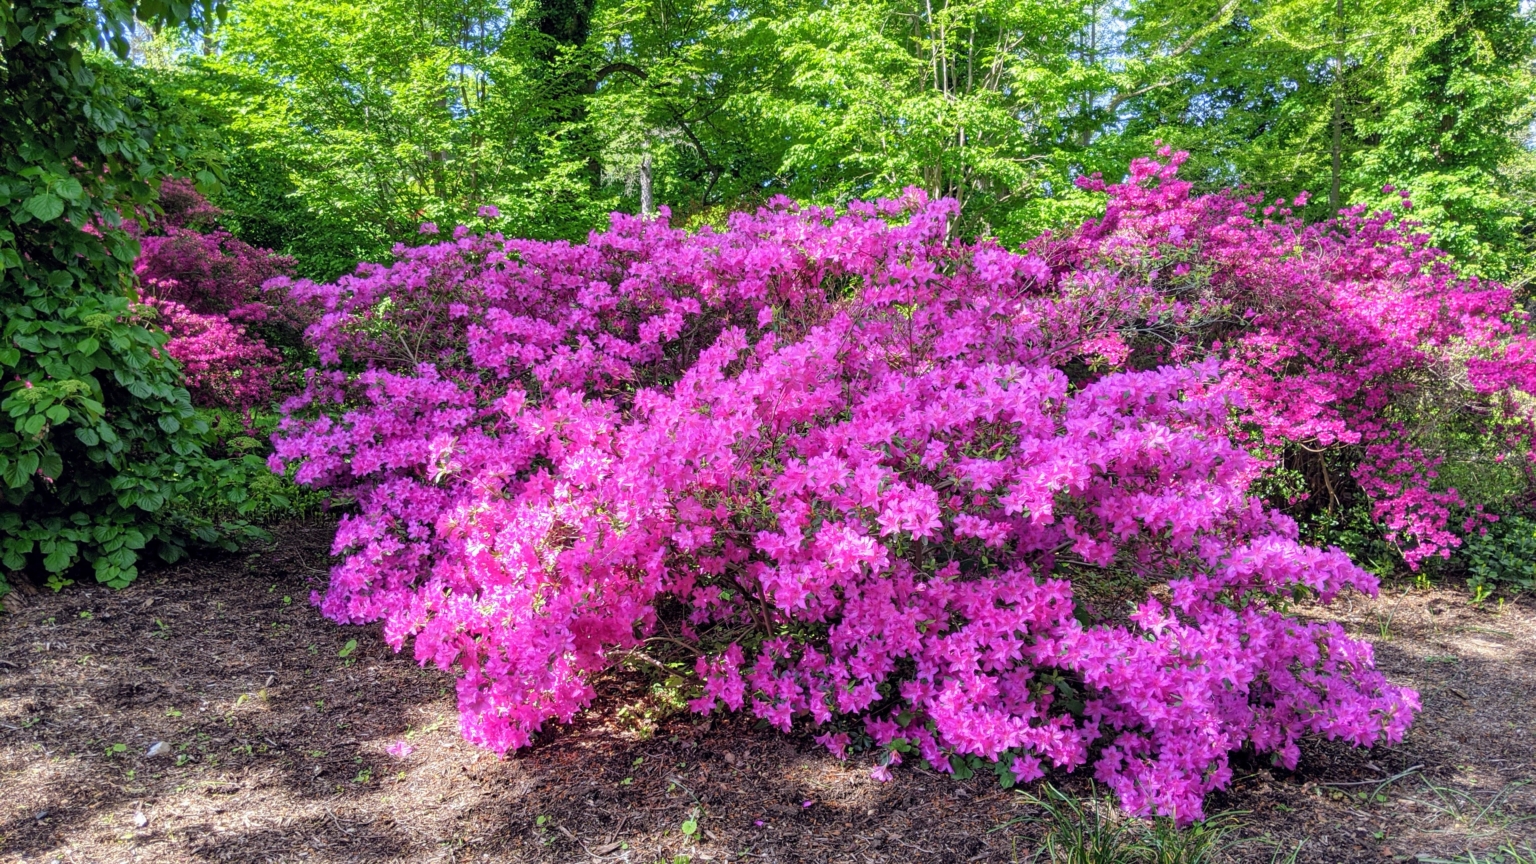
xmin=1 ymin=519 xmax=1533 ymax=863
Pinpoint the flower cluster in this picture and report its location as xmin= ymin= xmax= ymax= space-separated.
xmin=142 ymin=295 xmax=282 ymax=410
xmin=1045 ymin=153 xmax=1532 ymax=564
xmin=133 ymin=179 xmax=300 ymax=410
xmin=270 ymin=155 xmax=1534 ymax=821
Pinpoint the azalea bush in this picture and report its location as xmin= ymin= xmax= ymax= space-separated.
xmin=133 ymin=179 xmax=303 ymax=412
xmin=127 ymin=180 xmax=324 ymax=526
xmin=271 ymin=153 xmax=1536 ymax=821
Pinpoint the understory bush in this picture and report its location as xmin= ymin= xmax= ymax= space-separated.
xmin=1460 ymin=513 xmax=1536 ymax=598
xmin=134 ymin=178 xmax=306 ymax=412
xmin=2 ymin=0 xmax=247 ymax=592
xmin=271 ymin=152 xmax=1536 ymax=821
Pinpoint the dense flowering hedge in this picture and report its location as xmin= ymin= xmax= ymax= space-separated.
xmin=270 ymin=153 xmax=1535 ymax=821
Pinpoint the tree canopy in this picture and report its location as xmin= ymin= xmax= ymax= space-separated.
xmin=119 ymin=0 xmax=1526 ymax=278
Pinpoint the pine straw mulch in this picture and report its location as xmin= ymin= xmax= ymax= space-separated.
xmin=1 ymin=519 xmax=1533 ymax=864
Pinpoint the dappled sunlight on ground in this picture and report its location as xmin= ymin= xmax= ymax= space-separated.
xmin=1 ymin=520 xmax=1532 ymax=863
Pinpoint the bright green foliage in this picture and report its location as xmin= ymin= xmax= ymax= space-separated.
xmin=0 ymin=0 xmax=254 ymax=590
xmin=160 ymin=0 xmax=1105 ymax=254
xmin=745 ymin=0 xmax=1101 ymax=241
xmin=186 ymin=0 xmax=620 ymax=257
xmin=1108 ymin=0 xmax=1536 ymax=279
xmin=1351 ymin=0 xmax=1536 ymax=280
xmin=166 ymin=0 xmax=1536 ymax=276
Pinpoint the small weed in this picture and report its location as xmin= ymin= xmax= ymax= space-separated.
xmin=1375 ymin=601 xmax=1400 ymax=640
xmin=1004 ymin=785 xmax=1250 ymax=864
xmin=1415 ymin=777 xmax=1531 ymax=832
xmin=78 ymin=610 xmax=92 ymax=620
xmin=404 ymin=717 xmax=445 ymax=740
xmin=104 ymin=742 xmax=128 ymax=759
xmin=1012 ymin=784 xmax=1144 ymax=864
xmin=1140 ymin=813 xmax=1240 ymax=864
xmin=1418 ymin=844 xmax=1536 ymax=864
xmin=1267 ymin=840 xmax=1305 ymax=863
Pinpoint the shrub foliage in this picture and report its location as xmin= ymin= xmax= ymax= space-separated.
xmin=134 ymin=179 xmax=302 ymax=411
xmin=272 ymin=153 xmax=1536 ymax=820
xmin=1 ymin=0 xmax=234 ymax=589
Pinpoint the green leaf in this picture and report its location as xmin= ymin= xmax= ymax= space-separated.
xmin=43 ymin=545 xmax=73 ymax=572
xmin=38 ymin=451 xmax=62 ymax=480
xmin=52 ymin=178 xmax=84 ymax=202
xmin=157 ymin=414 xmax=180 ymax=434
xmin=23 ymin=193 xmax=65 ymax=222
xmin=338 ymin=639 xmax=358 ymax=658
xmin=77 ymin=336 xmax=99 ymax=356
xmin=2 ymin=459 xmax=28 ymax=488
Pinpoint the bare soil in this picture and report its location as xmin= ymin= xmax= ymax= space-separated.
xmin=1 ymin=519 xmax=1532 ymax=864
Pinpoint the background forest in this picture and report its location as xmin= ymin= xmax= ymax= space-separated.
xmin=134 ymin=0 xmax=1536 ymax=282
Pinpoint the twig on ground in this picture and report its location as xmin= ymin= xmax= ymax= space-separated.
xmin=1323 ymin=764 xmax=1423 ymax=787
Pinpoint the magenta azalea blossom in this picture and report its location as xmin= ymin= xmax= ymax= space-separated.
xmin=270 ymin=153 xmax=1536 ymax=822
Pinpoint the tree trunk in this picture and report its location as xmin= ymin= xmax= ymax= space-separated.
xmin=1330 ymin=0 xmax=1345 ymax=212
xmin=639 ymin=152 xmax=654 ymax=219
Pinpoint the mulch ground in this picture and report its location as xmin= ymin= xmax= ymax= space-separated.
xmin=1 ymin=518 xmax=1532 ymax=864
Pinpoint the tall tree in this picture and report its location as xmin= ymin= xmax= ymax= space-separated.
xmin=1352 ymin=0 xmax=1536 ymax=279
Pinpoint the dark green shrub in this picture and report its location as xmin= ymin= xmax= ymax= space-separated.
xmin=1461 ymin=513 xmax=1536 ymax=598
xmin=2 ymin=0 xmax=237 ymax=592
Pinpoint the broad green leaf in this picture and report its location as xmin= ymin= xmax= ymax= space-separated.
xmin=52 ymin=178 xmax=84 ymax=201
xmin=23 ymin=193 xmax=65 ymax=222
